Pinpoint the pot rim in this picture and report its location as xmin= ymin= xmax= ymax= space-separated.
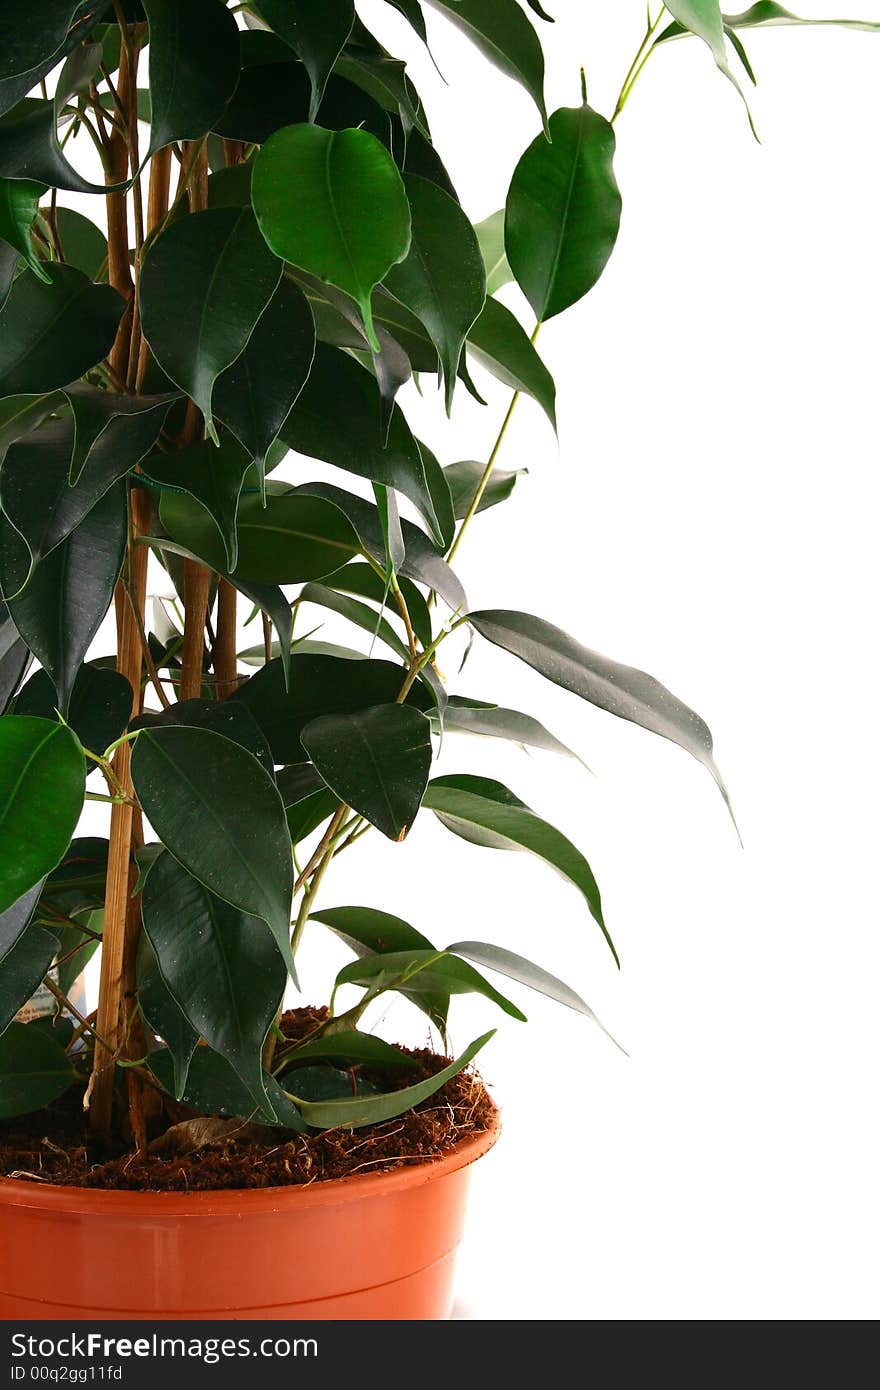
xmin=0 ymin=1108 xmax=500 ymax=1215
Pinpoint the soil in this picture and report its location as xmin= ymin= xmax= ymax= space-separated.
xmin=0 ymin=1009 xmax=497 ymax=1193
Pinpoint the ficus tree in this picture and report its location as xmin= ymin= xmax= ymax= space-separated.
xmin=0 ymin=2 xmax=873 ymax=1147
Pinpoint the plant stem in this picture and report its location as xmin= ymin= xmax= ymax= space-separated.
xmin=611 ymin=6 xmax=666 ymax=123
xmin=43 ymin=976 xmax=116 ymax=1053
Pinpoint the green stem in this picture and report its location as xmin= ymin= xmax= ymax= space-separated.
xmin=611 ymin=6 xmax=666 ymax=123
xmin=445 ymin=368 xmax=528 ymax=568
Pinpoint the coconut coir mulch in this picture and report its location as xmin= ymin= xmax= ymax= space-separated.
xmin=0 ymin=1009 xmax=497 ymax=1193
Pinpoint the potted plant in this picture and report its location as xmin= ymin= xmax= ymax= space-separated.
xmin=0 ymin=0 xmax=873 ymax=1322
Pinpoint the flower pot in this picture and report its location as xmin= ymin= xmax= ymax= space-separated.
xmin=0 ymin=1116 xmax=499 ymax=1320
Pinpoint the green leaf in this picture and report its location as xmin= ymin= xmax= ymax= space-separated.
xmin=130 ymin=724 xmax=296 ymax=977
xmin=254 ymin=0 xmax=355 ymax=121
xmin=15 ymin=664 xmax=133 ymax=754
xmin=143 ymin=435 xmax=252 ymax=573
xmin=288 ymin=1029 xmax=494 ymax=1128
xmin=1 ymin=482 xmax=127 ymax=715
xmin=213 ymin=277 xmax=315 ymax=487
xmin=55 ymin=906 xmax=101 ymax=999
xmin=142 ymin=852 xmax=287 ymax=1114
xmin=444 ymin=459 xmax=524 ymax=518
xmin=140 ymin=207 xmax=282 ymax=442
xmin=422 ymin=0 xmax=547 ymax=128
xmin=435 ymin=694 xmax=586 ymax=765
xmin=325 ymin=561 xmax=433 ymax=650
xmin=142 ymin=0 xmax=241 ymax=154
xmin=233 ymin=653 xmax=431 ymax=764
xmin=53 ymin=207 xmax=107 ymax=279
xmin=468 ymin=609 xmax=733 ymax=819
xmin=722 ymin=3 xmax=880 ymax=31
xmin=0 ymin=1020 xmax=74 ymax=1117
xmin=0 ymin=715 xmax=84 ymax=916
xmin=159 ymin=482 xmax=363 ymax=585
xmin=333 ymin=47 xmax=430 ymax=142
xmin=147 ymin=1043 xmax=307 ymax=1130
xmin=0 ymin=601 xmax=31 ymax=714
xmin=505 ymin=100 xmax=621 ymax=324
xmin=474 ymin=208 xmax=512 ymax=296
xmin=0 ymin=96 xmax=121 ymax=195
xmin=0 ymin=879 xmax=43 ymax=963
xmin=0 ymin=393 xmax=63 ymax=463
xmin=63 ymin=384 xmax=175 ymax=487
xmin=252 ymin=123 xmax=411 ymax=351
xmin=0 ymin=241 xmax=17 ymax=310
xmin=662 ymin=1 xmax=755 ymax=125
xmin=276 ymin=1030 xmax=419 ymax=1071
xmin=447 ymin=940 xmax=622 ymax=1048
xmin=302 ymin=702 xmax=433 ymax=840
xmin=336 ymin=948 xmax=526 ymax=1021
xmin=0 ymin=921 xmax=59 ymax=1035
xmin=0 ymin=264 xmax=124 ymax=397
xmin=466 ymin=295 xmax=556 ymax=427
xmin=310 ymin=903 xmax=449 ymax=1035
xmin=423 ymin=773 xmax=615 ymax=965
xmin=137 ymin=931 xmax=198 ymax=1102
xmin=131 ymin=698 xmax=274 ymax=777
xmin=0 ymin=2 xmax=86 ymax=83
xmin=385 ymin=174 xmax=485 ymax=412
xmin=299 ymin=581 xmax=410 ymax=663
xmin=0 ymin=177 xmax=48 ymax=281
xmin=279 ymin=345 xmax=454 ymax=548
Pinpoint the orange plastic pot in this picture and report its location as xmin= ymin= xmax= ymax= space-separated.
xmin=0 ymin=1116 xmax=499 ymax=1320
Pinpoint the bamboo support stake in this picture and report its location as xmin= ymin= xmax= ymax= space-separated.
xmin=105 ymin=40 xmax=135 ymax=384
xmin=214 ymin=580 xmax=239 ymax=699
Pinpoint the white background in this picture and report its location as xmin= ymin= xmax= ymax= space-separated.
xmin=71 ymin=2 xmax=880 ymax=1320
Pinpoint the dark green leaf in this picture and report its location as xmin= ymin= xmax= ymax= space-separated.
xmin=252 ymin=124 xmax=411 ymax=350
xmin=721 ymin=3 xmax=880 ymax=31
xmin=324 ymin=562 xmax=433 ymax=650
xmin=0 ymin=240 xmax=20 ymax=310
xmin=0 ymin=97 xmax=119 ymax=195
xmin=336 ymin=947 xmax=526 ymax=1020
xmin=661 ymin=1 xmax=754 ymax=121
xmin=0 ymin=392 xmax=64 ymax=462
xmin=0 ymin=1020 xmax=74 ymax=1117
xmin=15 ymin=664 xmax=133 ymax=753
xmin=130 ymin=724 xmax=296 ymax=976
xmin=468 ymin=609 xmax=733 ymax=817
xmin=444 ymin=459 xmax=524 ymax=518
xmin=385 ymin=174 xmax=485 ymax=411
xmin=147 ymin=1043 xmax=307 ymax=1130
xmin=288 ymin=1029 xmax=494 ymax=1128
xmin=142 ymin=0 xmax=241 ymax=154
xmin=143 ymin=435 xmax=252 ymax=572
xmin=55 ymin=907 xmax=101 ymax=998
xmin=332 ymin=44 xmax=429 ymax=142
xmin=0 ymin=715 xmax=84 ymax=915
xmin=298 ymin=581 xmax=408 ymax=662
xmin=280 ymin=345 xmax=453 ymax=548
xmin=0 ymin=2 xmax=89 ymax=81
xmin=2 ymin=482 xmax=127 ymax=715
xmin=0 ymin=177 xmax=48 ymax=281
xmin=302 ymin=702 xmax=433 ymax=840
xmin=0 ymin=921 xmax=59 ymax=1035
xmin=254 ymin=0 xmax=355 ymax=121
xmin=422 ymin=0 xmax=546 ymax=127
xmin=142 ymin=852 xmax=287 ymax=1113
xmin=131 ymin=698 xmax=274 ymax=776
xmin=0 ymin=880 xmax=42 ymax=964
xmin=233 ymin=653 xmax=430 ymax=764
xmin=53 ymin=207 xmax=107 ymax=279
xmin=505 ymin=101 xmax=621 ymax=323
xmin=279 ymin=1063 xmax=381 ymax=1103
xmin=466 ymin=295 xmax=556 ymax=427
xmin=140 ymin=207 xmax=282 ymax=441
xmin=137 ymin=931 xmax=198 ymax=1101
xmin=276 ymin=1029 xmax=419 ymax=1071
xmin=424 ymin=772 xmax=615 ymax=964
xmin=63 ymin=384 xmax=175 ymax=486
xmin=435 ymin=694 xmax=585 ymax=765
xmin=214 ymin=277 xmax=315 ymax=486
xmin=0 ymin=598 xmax=31 ymax=712
xmin=0 ymin=264 xmax=124 ymax=397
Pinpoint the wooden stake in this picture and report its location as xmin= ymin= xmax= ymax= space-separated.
xmin=214 ymin=580 xmax=239 ymax=699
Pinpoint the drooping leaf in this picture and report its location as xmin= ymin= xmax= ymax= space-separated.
xmin=505 ymin=100 xmax=621 ymax=324
xmin=159 ymin=482 xmax=364 ymax=584
xmin=0 ymin=265 xmax=124 ymax=397
xmin=302 ymin=702 xmax=433 ymax=840
xmin=298 ymin=582 xmax=410 ymax=663
xmin=63 ymin=384 xmax=175 ymax=487
xmin=0 ymin=2 xmax=88 ymax=83
xmin=1 ymin=482 xmax=127 ymax=715
xmin=0 ymin=1020 xmax=74 ymax=1117
xmin=147 ymin=1043 xmax=307 ymax=1130
xmin=324 ymin=561 xmax=433 ymax=650
xmin=275 ymin=1029 xmax=419 ymax=1072
xmin=0 ymin=716 xmax=84 ymax=916
xmin=15 ymin=664 xmax=133 ymax=754
xmin=721 ymin=3 xmax=880 ymax=32
xmin=422 ymin=0 xmax=547 ymax=127
xmin=468 ymin=609 xmax=732 ymax=816
xmin=466 ymin=295 xmax=556 ymax=427
xmin=139 ymin=207 xmax=282 ymax=442
xmin=288 ymin=1029 xmax=494 ymax=1128
xmin=335 ymin=948 xmax=526 ymax=1020
xmin=0 ymin=96 xmax=121 ymax=196
xmin=235 ymin=653 xmax=432 ymax=764
xmin=53 ymin=207 xmax=107 ymax=279
xmin=423 ymin=773 xmax=615 ymax=965
xmin=142 ymin=852 xmax=287 ymax=1114
xmin=0 ymin=599 xmax=32 ymax=713
xmin=0 ymin=177 xmax=48 ymax=281
xmin=0 ymin=920 xmax=60 ymax=1035
xmin=474 ymin=208 xmax=512 ymax=296
xmin=254 ymin=0 xmax=355 ymax=121
xmin=213 ymin=277 xmax=315 ymax=487
xmin=252 ymin=123 xmax=411 ymax=350
xmin=137 ymin=931 xmax=199 ymax=1102
xmin=142 ymin=435 xmax=252 ymax=572
xmin=280 ymin=345 xmax=454 ymax=548
xmin=0 ymin=392 xmax=64 ymax=463
xmin=142 ymin=0 xmax=241 ymax=154
xmin=434 ymin=695 xmax=585 ymax=765
xmin=333 ymin=44 xmax=430 ymax=142
xmin=130 ymin=724 xmax=296 ymax=976
xmin=385 ymin=174 xmax=485 ymax=411
xmin=131 ymin=698 xmax=274 ymax=776
xmin=444 ymin=459 xmax=524 ymax=519
xmin=0 ymin=880 xmax=42 ymax=965
xmin=662 ymin=1 xmax=754 ymax=123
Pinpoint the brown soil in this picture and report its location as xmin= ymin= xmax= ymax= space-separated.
xmin=0 ymin=1009 xmax=497 ymax=1193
